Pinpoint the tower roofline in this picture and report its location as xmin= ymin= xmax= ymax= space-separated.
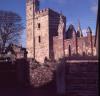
xmin=35 ymin=8 xmax=66 ymax=18
xmin=26 ymin=0 xmax=39 ymax=3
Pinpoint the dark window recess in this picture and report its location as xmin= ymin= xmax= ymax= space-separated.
xmin=69 ymin=45 xmax=71 ymax=56
xmin=30 ymin=7 xmax=32 ymax=10
xmin=38 ymin=36 xmax=41 ymax=43
xmin=38 ymin=23 xmax=40 ymax=28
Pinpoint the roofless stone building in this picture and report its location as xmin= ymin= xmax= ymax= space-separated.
xmin=26 ymin=0 xmax=96 ymax=63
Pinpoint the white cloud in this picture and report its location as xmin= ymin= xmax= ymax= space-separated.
xmin=91 ymin=0 xmax=98 ymax=14
xmin=82 ymin=29 xmax=87 ymax=36
xmin=91 ymin=29 xmax=96 ymax=35
xmin=41 ymin=0 xmax=65 ymax=4
xmin=91 ymin=4 xmax=98 ymax=14
xmin=82 ymin=28 xmax=95 ymax=36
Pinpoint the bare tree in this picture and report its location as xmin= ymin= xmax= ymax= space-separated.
xmin=0 ymin=10 xmax=24 ymax=53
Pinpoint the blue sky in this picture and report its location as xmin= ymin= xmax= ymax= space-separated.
xmin=0 ymin=0 xmax=98 ymax=47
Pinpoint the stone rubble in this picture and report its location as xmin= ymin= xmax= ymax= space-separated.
xmin=29 ymin=60 xmax=58 ymax=87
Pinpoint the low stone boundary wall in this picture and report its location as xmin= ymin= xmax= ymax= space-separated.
xmin=65 ymin=61 xmax=98 ymax=96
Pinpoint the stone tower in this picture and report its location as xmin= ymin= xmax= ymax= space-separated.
xmin=26 ymin=0 xmax=66 ymax=63
xmin=26 ymin=0 xmax=39 ymax=58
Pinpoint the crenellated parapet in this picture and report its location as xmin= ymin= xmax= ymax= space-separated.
xmin=35 ymin=8 xmax=49 ymax=18
xmin=35 ymin=8 xmax=66 ymax=18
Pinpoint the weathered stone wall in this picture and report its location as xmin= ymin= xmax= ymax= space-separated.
xmin=65 ymin=61 xmax=98 ymax=96
xmin=34 ymin=15 xmax=49 ymax=63
xmin=26 ymin=1 xmax=50 ymax=63
xmin=64 ymin=35 xmax=96 ymax=56
xmin=48 ymin=10 xmax=66 ymax=60
xmin=53 ymin=37 xmax=64 ymax=60
xmin=77 ymin=36 xmax=96 ymax=56
xmin=64 ymin=38 xmax=77 ymax=56
xmin=26 ymin=1 xmax=34 ymax=58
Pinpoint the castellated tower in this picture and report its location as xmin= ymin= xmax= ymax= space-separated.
xmin=26 ymin=0 xmax=66 ymax=63
xmin=26 ymin=0 xmax=39 ymax=58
